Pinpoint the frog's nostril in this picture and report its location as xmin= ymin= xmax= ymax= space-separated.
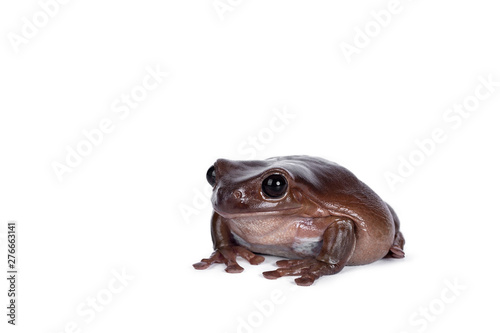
xmin=233 ymin=190 xmax=242 ymax=199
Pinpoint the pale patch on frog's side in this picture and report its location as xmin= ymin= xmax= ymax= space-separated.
xmin=291 ymin=237 xmax=323 ymax=257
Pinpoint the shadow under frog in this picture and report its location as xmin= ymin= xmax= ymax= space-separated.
xmin=193 ymin=155 xmax=405 ymax=286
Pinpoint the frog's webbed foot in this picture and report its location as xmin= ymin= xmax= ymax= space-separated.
xmin=262 ymin=258 xmax=340 ymax=286
xmin=193 ymin=246 xmax=265 ymax=273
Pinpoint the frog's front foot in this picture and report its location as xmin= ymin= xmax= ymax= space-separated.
xmin=193 ymin=246 xmax=265 ymax=273
xmin=263 ymin=258 xmax=340 ymax=286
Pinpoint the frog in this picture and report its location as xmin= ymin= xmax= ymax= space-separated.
xmin=193 ymin=155 xmax=405 ymax=286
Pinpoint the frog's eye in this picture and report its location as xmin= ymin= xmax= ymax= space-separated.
xmin=206 ymin=165 xmax=216 ymax=186
xmin=262 ymin=174 xmax=288 ymax=198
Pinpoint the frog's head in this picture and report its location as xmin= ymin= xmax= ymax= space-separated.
xmin=206 ymin=157 xmax=324 ymax=218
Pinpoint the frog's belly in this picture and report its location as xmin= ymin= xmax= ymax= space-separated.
xmin=231 ymin=231 xmax=323 ymax=258
xmin=227 ymin=216 xmax=332 ymax=259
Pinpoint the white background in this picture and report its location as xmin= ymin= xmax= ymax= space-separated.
xmin=1 ymin=1 xmax=499 ymax=332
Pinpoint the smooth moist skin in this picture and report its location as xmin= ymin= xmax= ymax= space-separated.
xmin=193 ymin=155 xmax=405 ymax=286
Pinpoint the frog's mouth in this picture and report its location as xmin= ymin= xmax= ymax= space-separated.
xmin=213 ymin=206 xmax=304 ymax=219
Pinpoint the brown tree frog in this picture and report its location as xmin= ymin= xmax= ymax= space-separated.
xmin=193 ymin=156 xmax=405 ymax=286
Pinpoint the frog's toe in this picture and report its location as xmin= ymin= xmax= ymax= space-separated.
xmin=193 ymin=261 xmax=210 ymax=270
xmin=262 ymin=270 xmax=282 ymax=279
xmin=294 ymin=275 xmax=316 ymax=286
xmin=194 ymin=246 xmax=265 ymax=273
xmin=233 ymin=246 xmax=265 ymax=265
xmin=193 ymin=250 xmax=225 ymax=270
xmin=263 ymin=259 xmax=337 ymax=286
xmin=263 ymin=259 xmax=315 ymax=280
xmin=225 ymin=263 xmax=244 ymax=273
xmin=275 ymin=259 xmax=306 ymax=268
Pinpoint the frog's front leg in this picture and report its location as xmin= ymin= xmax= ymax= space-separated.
xmin=193 ymin=212 xmax=265 ymax=273
xmin=263 ymin=218 xmax=355 ymax=286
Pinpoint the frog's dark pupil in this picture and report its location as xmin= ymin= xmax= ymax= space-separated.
xmin=262 ymin=174 xmax=287 ymax=198
xmin=206 ymin=165 xmax=216 ymax=186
